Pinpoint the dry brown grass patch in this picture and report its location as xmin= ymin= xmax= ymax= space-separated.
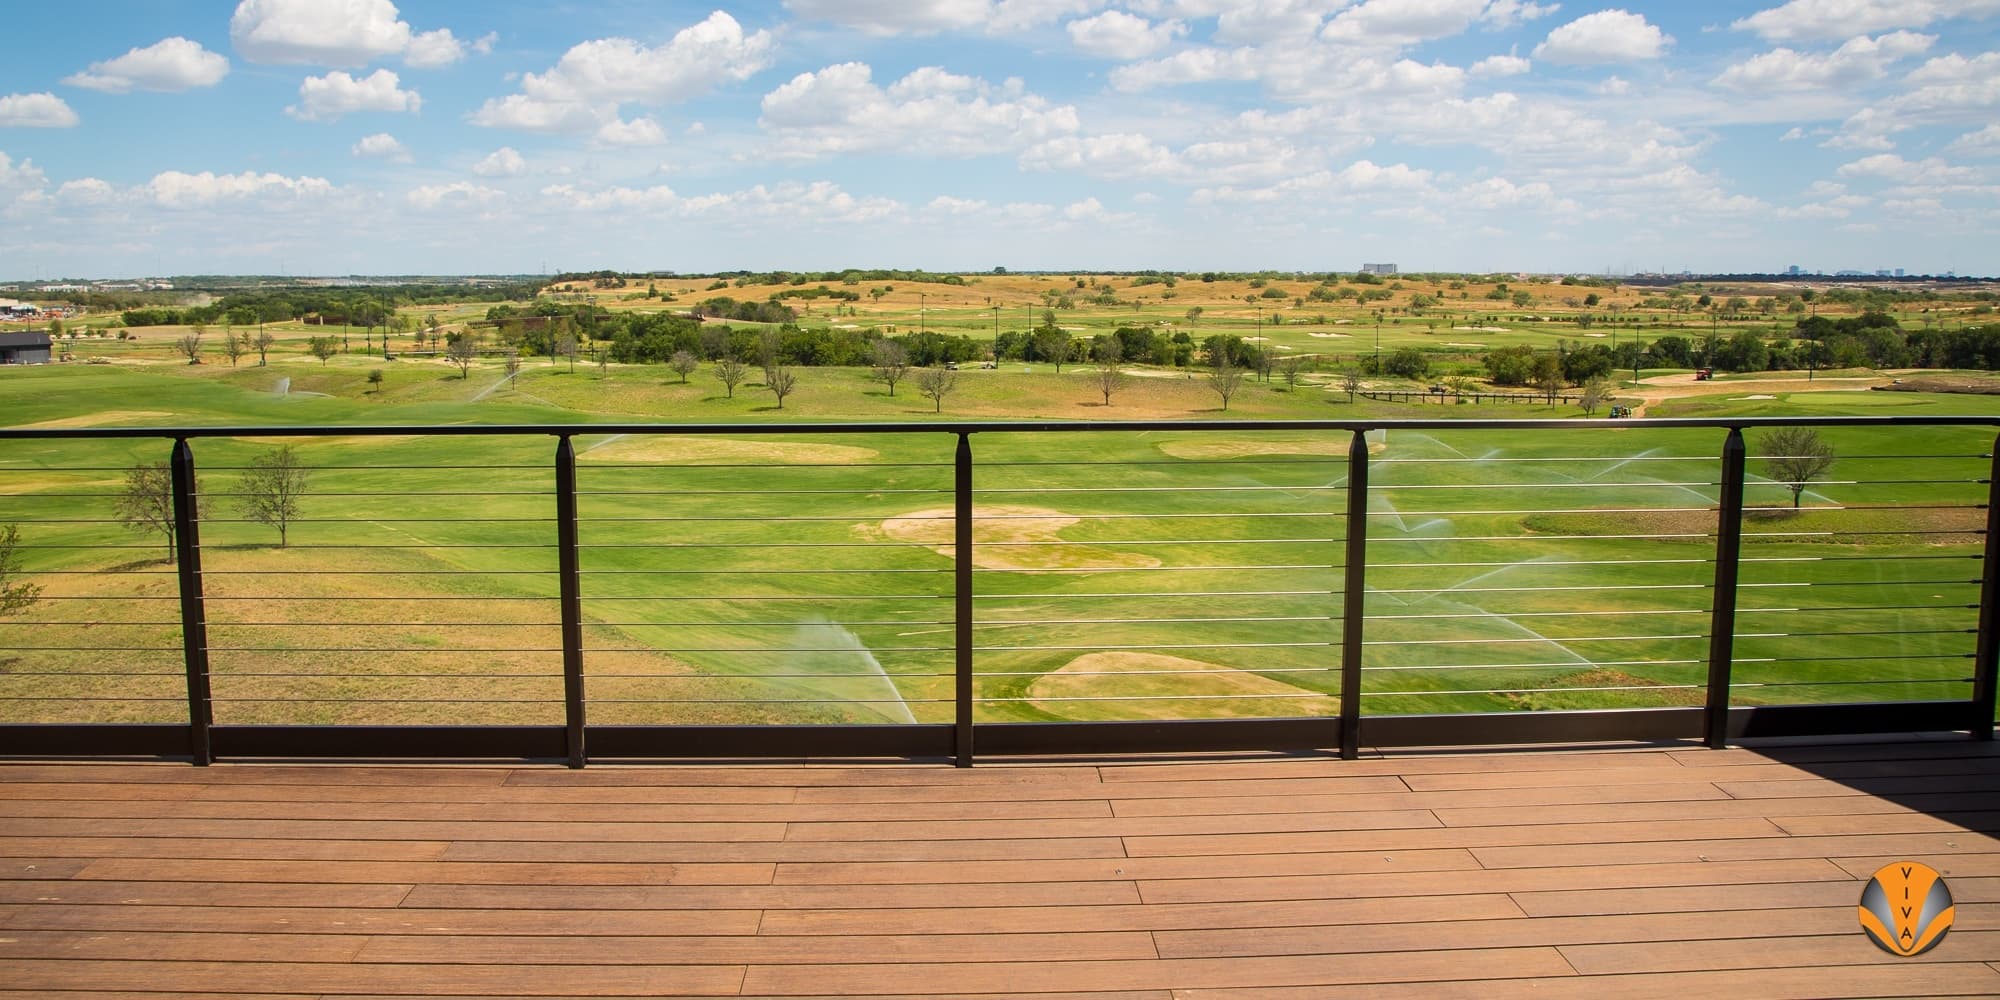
xmin=872 ymin=504 xmax=1160 ymax=572
xmin=1028 ymin=651 xmax=1334 ymax=720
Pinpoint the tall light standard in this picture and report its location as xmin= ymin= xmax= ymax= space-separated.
xmin=920 ymin=293 xmax=927 ymax=336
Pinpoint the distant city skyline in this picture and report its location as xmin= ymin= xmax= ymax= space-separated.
xmin=2 ymin=1 xmax=1997 ymax=278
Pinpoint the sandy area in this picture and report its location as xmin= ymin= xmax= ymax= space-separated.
xmin=1158 ymin=439 xmax=1348 ymax=460
xmin=583 ymin=437 xmax=880 ymax=465
xmin=16 ymin=410 xmax=173 ymax=429
xmin=873 ymin=504 xmax=1160 ymax=572
xmin=1308 ymin=332 xmax=1350 ymax=339
xmin=1028 ymin=651 xmax=1333 ymax=720
xmin=1454 ymin=325 xmax=1510 ymax=332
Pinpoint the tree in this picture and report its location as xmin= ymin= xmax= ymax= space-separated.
xmin=367 ymin=368 xmax=384 ymax=393
xmin=220 ymin=329 xmax=247 ymax=367
xmin=1093 ymin=338 xmax=1124 ymax=405
xmin=669 ymin=350 xmax=699 ymax=384
xmin=1340 ymin=366 xmax=1362 ymax=403
xmin=871 ymin=340 xmax=910 ymax=396
xmin=1277 ymin=355 xmax=1311 ymax=388
xmin=1579 ymin=376 xmax=1612 ymax=415
xmin=715 ymin=357 xmax=746 ymax=398
xmin=1535 ymin=367 xmax=1565 ymax=403
xmin=308 ymin=335 xmax=339 ymax=366
xmin=116 ymin=462 xmax=181 ymax=563
xmin=1207 ymin=357 xmax=1244 ymax=411
xmin=239 ymin=446 xmax=310 ymax=547
xmin=556 ymin=333 xmax=579 ymax=374
xmin=1761 ymin=427 xmax=1835 ymax=509
xmin=0 ymin=523 xmax=43 ymax=617
xmin=1035 ymin=327 xmax=1071 ymax=372
xmin=1382 ymin=348 xmax=1430 ymax=380
xmin=445 ymin=332 xmax=477 ymax=378
xmin=254 ymin=330 xmax=275 ymax=366
xmin=765 ymin=365 xmax=798 ymax=409
xmin=173 ymin=328 xmax=204 ymax=364
xmin=915 ymin=366 xmax=957 ymax=413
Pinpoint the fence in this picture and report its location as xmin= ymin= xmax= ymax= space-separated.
xmin=0 ymin=416 xmax=1993 ymax=766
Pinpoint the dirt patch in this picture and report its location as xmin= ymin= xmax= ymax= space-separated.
xmin=1029 ymin=651 xmax=1334 ymax=720
xmin=1506 ymin=668 xmax=1704 ymax=711
xmin=1876 ymin=376 xmax=2000 ymax=395
xmin=16 ymin=410 xmax=173 ymax=429
xmin=232 ymin=435 xmax=424 ymax=448
xmin=1158 ymin=439 xmax=1348 ymax=460
xmin=873 ymin=504 xmax=1160 ymax=572
xmin=583 ymin=437 xmax=880 ymax=466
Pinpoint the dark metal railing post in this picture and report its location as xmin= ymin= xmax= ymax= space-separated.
xmin=1971 ymin=435 xmax=2000 ymax=740
xmin=170 ymin=438 xmax=213 ymax=766
xmin=954 ymin=432 xmax=974 ymax=767
xmin=1340 ymin=429 xmax=1370 ymax=760
xmin=1704 ymin=428 xmax=1747 ymax=749
xmin=555 ymin=435 xmax=586 ymax=768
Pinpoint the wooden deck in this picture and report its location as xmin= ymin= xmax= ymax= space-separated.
xmin=0 ymin=738 xmax=1996 ymax=998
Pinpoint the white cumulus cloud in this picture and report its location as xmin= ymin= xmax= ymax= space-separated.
xmin=231 ymin=0 xmax=412 ymax=66
xmin=760 ymin=63 xmax=1079 ymax=158
xmin=64 ymin=38 xmax=230 ymax=93
xmin=0 ymin=93 xmax=79 ymax=128
xmin=1470 ymin=54 xmax=1532 ymax=77
xmin=1712 ymin=31 xmax=1932 ymax=91
xmin=597 ymin=117 xmax=667 ymax=146
xmin=473 ymin=147 xmax=528 ymax=176
xmin=352 ymin=132 xmax=410 ymax=160
xmin=145 ymin=169 xmax=334 ymax=208
xmin=1732 ymin=0 xmax=2000 ymax=43
xmin=471 ymin=12 xmax=772 ymax=134
xmin=408 ymin=181 xmax=503 ymax=210
xmin=1068 ymin=12 xmax=1187 ymax=59
xmin=784 ymin=0 xmax=992 ymax=35
xmin=1533 ymin=9 xmax=1671 ymax=65
xmin=1836 ymin=153 xmax=1979 ymax=184
xmin=1322 ymin=0 xmax=1492 ymax=46
xmin=287 ymin=69 xmax=420 ymax=121
xmin=1946 ymin=123 xmax=2000 ymax=156
xmin=405 ymin=28 xmax=469 ymax=68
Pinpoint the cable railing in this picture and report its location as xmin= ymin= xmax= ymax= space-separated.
xmin=0 ymin=416 xmax=1993 ymax=765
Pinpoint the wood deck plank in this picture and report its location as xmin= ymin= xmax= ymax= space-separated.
xmin=0 ymin=739 xmax=1990 ymax=999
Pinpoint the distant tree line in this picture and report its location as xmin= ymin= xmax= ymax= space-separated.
xmin=118 ymin=283 xmax=544 ymax=328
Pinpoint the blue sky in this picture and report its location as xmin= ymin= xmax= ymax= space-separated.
xmin=2 ymin=0 xmax=1997 ymax=278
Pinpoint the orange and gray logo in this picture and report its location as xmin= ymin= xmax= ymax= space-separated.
xmin=1858 ymin=861 xmax=1954 ymax=956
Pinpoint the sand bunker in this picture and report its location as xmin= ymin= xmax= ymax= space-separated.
xmin=585 ymin=437 xmax=880 ymax=465
xmin=17 ymin=410 xmax=173 ymax=429
xmin=1029 ymin=651 xmax=1334 ymax=720
xmin=1454 ymin=325 xmax=1510 ymax=332
xmin=1443 ymin=342 xmax=1485 ymax=348
xmin=1307 ymin=332 xmax=1350 ymax=339
xmin=874 ymin=504 xmax=1159 ymax=572
xmin=1158 ymin=439 xmax=1347 ymax=460
xmin=1735 ymin=394 xmax=1777 ymax=400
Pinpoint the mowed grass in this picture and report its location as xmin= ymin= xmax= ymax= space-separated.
xmin=0 ymin=360 xmax=1993 ymax=727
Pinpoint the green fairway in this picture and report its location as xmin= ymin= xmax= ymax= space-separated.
xmin=0 ymin=360 xmax=1992 ymax=728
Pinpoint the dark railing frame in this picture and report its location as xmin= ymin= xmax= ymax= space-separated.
xmin=3 ymin=415 xmax=1995 ymax=764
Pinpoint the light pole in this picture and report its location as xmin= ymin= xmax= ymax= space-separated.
xmin=920 ymin=293 xmax=927 ymax=336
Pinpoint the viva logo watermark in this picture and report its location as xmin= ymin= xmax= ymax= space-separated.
xmin=1857 ymin=861 xmax=1955 ymax=956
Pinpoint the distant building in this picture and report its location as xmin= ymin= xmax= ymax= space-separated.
xmin=1359 ymin=262 xmax=1398 ymax=276
xmin=0 ymin=332 xmax=53 ymax=365
xmin=1786 ymin=265 xmax=1802 ymax=276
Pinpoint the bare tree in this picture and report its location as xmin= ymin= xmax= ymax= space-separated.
xmin=116 ymin=461 xmax=180 ymax=563
xmin=173 ymin=328 xmax=204 ymax=364
xmin=556 ymin=333 xmax=578 ymax=374
xmin=1093 ymin=338 xmax=1124 ymax=406
xmin=307 ymin=335 xmax=339 ymax=367
xmin=669 ymin=350 xmax=700 ymax=384
xmin=446 ymin=332 xmax=477 ymax=379
xmin=915 ymin=366 xmax=957 ymax=413
xmin=504 ymin=350 xmax=522 ymax=382
xmin=1761 ymin=427 xmax=1835 ymax=509
xmin=1579 ymin=377 xmax=1612 ymax=415
xmin=220 ymin=329 xmax=247 ymax=367
xmin=254 ymin=330 xmax=275 ymax=366
xmin=1277 ymin=354 xmax=1311 ymax=388
xmin=1207 ymin=357 xmax=1245 ymax=411
xmin=1535 ymin=369 xmax=1565 ymax=404
xmin=765 ymin=365 xmax=798 ymax=409
xmin=238 ymin=446 xmax=310 ymax=547
xmin=1340 ymin=367 xmax=1362 ymax=403
xmin=871 ymin=340 xmax=910 ymax=396
xmin=0 ymin=523 xmax=43 ymax=617
xmin=714 ymin=357 xmax=746 ymax=398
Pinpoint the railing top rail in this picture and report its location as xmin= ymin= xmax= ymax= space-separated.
xmin=2 ymin=415 xmax=1998 ymax=440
